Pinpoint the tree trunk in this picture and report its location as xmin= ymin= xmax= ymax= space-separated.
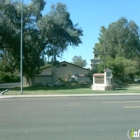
xmin=26 ymin=76 xmax=35 ymax=86
xmin=130 ymin=74 xmax=134 ymax=81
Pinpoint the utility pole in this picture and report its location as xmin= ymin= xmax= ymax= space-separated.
xmin=20 ymin=0 xmax=23 ymax=94
xmin=104 ymin=45 xmax=106 ymax=70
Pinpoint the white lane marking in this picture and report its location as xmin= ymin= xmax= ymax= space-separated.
xmin=124 ymin=106 xmax=140 ymax=109
xmin=103 ymin=101 xmax=140 ymax=104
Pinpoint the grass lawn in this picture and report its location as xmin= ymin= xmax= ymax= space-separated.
xmin=1 ymin=82 xmax=140 ymax=95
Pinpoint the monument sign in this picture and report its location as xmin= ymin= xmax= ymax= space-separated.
xmin=92 ymin=68 xmax=113 ymax=90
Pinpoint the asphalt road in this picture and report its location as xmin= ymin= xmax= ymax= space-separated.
xmin=0 ymin=82 xmax=20 ymax=89
xmin=0 ymin=95 xmax=140 ymax=140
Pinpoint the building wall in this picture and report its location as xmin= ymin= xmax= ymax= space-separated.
xmin=90 ymin=59 xmax=101 ymax=70
xmin=78 ymin=76 xmax=91 ymax=82
xmin=40 ymin=67 xmax=52 ymax=75
xmin=32 ymin=62 xmax=91 ymax=85
xmin=35 ymin=75 xmax=53 ymax=86
xmin=55 ymin=63 xmax=90 ymax=80
xmin=23 ymin=75 xmax=54 ymax=86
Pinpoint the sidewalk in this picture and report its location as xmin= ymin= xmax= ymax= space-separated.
xmin=0 ymin=93 xmax=140 ymax=99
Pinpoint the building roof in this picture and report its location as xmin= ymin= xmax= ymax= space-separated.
xmin=93 ymin=73 xmax=104 ymax=76
xmin=104 ymin=68 xmax=112 ymax=72
xmin=41 ymin=61 xmax=90 ymax=71
xmin=61 ymin=61 xmax=90 ymax=71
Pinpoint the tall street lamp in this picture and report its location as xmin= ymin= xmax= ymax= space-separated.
xmin=20 ymin=0 xmax=23 ymax=94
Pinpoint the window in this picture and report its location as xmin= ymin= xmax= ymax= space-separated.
xmin=62 ymin=64 xmax=67 ymax=67
xmin=106 ymin=72 xmax=111 ymax=78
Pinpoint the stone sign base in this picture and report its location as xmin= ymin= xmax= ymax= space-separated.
xmin=92 ymin=68 xmax=114 ymax=91
xmin=105 ymin=85 xmax=114 ymax=90
xmin=92 ymin=85 xmax=114 ymax=91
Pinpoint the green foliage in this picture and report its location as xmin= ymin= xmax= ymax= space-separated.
xmin=0 ymin=58 xmax=20 ymax=83
xmin=0 ymin=0 xmax=46 ymax=81
xmin=115 ymin=57 xmax=138 ymax=75
xmin=97 ymin=56 xmax=139 ymax=80
xmin=0 ymin=71 xmax=20 ymax=83
xmin=95 ymin=17 xmax=140 ymax=59
xmin=97 ymin=62 xmax=104 ymax=73
xmin=38 ymin=3 xmax=83 ymax=62
xmin=94 ymin=17 xmax=140 ymax=79
xmin=72 ymin=55 xmax=87 ymax=67
xmin=67 ymin=72 xmax=72 ymax=80
xmin=0 ymin=1 xmax=83 ymax=85
xmin=57 ymin=76 xmax=65 ymax=82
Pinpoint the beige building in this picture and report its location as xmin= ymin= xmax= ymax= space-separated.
xmin=24 ymin=61 xmax=91 ymax=86
xmin=90 ymin=51 xmax=101 ymax=70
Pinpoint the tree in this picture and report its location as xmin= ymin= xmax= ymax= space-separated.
xmin=38 ymin=3 xmax=83 ymax=63
xmin=114 ymin=57 xmax=139 ymax=81
xmin=72 ymin=56 xmax=87 ymax=67
xmin=0 ymin=1 xmax=83 ymax=85
xmin=94 ymin=18 xmax=140 ymax=59
xmin=0 ymin=53 xmax=20 ymax=83
xmin=97 ymin=56 xmax=139 ymax=81
xmin=0 ymin=0 xmax=46 ymax=85
xmin=94 ymin=17 xmax=140 ymax=80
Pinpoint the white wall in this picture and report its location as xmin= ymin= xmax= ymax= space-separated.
xmin=40 ymin=67 xmax=52 ymax=75
xmin=37 ymin=62 xmax=91 ymax=83
xmin=56 ymin=63 xmax=90 ymax=80
xmin=35 ymin=75 xmax=53 ymax=86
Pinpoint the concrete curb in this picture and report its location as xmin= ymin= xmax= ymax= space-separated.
xmin=0 ymin=93 xmax=140 ymax=99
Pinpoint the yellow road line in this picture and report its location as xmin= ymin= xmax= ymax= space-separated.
xmin=103 ymin=101 xmax=140 ymax=104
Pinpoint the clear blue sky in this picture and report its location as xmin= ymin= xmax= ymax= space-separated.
xmin=24 ymin=0 xmax=140 ymax=68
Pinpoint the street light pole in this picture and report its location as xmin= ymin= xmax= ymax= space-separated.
xmin=104 ymin=45 xmax=106 ymax=70
xmin=20 ymin=0 xmax=23 ymax=94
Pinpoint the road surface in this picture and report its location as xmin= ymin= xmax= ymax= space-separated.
xmin=0 ymin=95 xmax=140 ymax=140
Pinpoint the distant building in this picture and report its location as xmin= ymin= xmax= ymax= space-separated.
xmin=90 ymin=51 xmax=101 ymax=71
xmin=24 ymin=61 xmax=91 ymax=86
